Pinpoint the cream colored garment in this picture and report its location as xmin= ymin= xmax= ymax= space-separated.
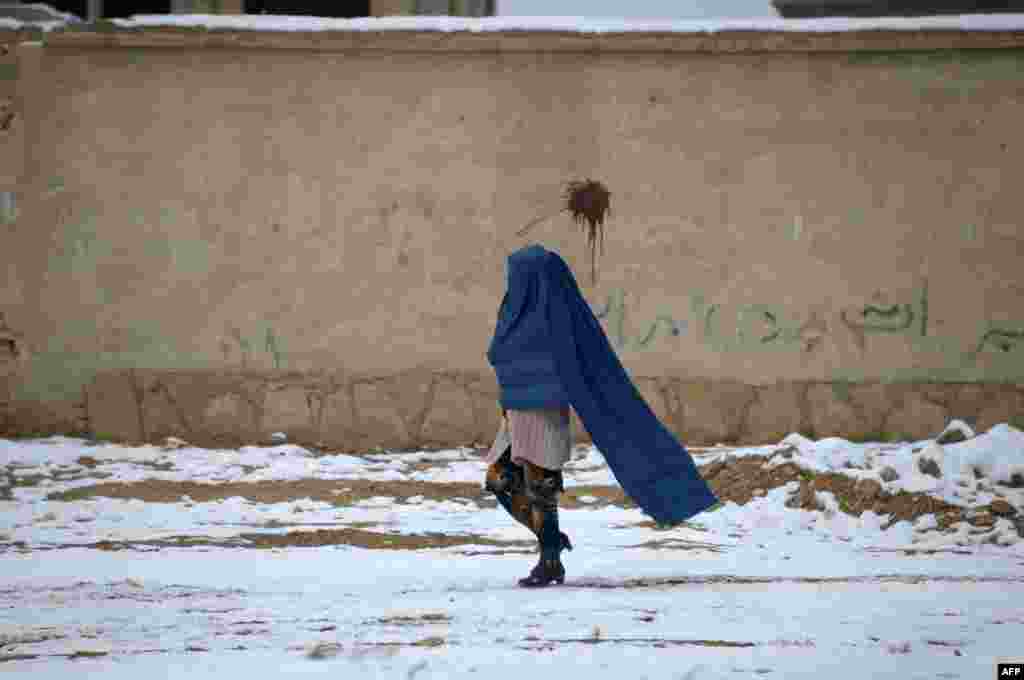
xmin=485 ymin=407 xmax=572 ymax=471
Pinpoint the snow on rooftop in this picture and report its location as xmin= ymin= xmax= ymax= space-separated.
xmin=0 ymin=17 xmax=62 ymax=31
xmin=4 ymin=9 xmax=1024 ymax=35
xmin=0 ymin=2 xmax=81 ymax=31
xmin=103 ymin=13 xmax=1024 ymax=34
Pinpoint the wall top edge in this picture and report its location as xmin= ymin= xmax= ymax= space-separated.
xmin=31 ymin=28 xmax=1024 ymax=53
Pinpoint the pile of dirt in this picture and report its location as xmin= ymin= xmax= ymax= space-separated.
xmin=701 ymin=457 xmax=810 ymax=506
xmin=782 ymin=474 xmax=968 ymax=529
xmin=701 ymin=454 xmax=1012 ymax=531
xmin=40 ymin=452 xmax=1019 ymax=537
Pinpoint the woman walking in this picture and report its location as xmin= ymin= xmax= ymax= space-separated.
xmin=484 ymin=244 xmax=718 ymax=587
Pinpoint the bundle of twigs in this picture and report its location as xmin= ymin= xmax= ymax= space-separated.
xmin=516 ymin=179 xmax=611 ymax=285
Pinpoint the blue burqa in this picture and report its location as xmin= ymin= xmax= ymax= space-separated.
xmin=487 ymin=244 xmax=718 ymax=524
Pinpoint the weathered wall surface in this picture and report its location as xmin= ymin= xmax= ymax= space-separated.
xmin=1 ymin=32 xmax=35 ymax=437
xmin=0 ymin=31 xmax=32 ymax=216
xmin=2 ymin=29 xmax=1022 ymax=447
xmin=78 ymin=369 xmax=1024 ymax=450
xmin=371 ymin=0 xmax=416 ymax=14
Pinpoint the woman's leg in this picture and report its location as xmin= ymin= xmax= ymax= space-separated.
xmin=485 ymin=449 xmax=572 ymax=550
xmin=518 ymin=460 xmax=568 ymax=587
xmin=484 ymin=449 xmax=535 ymax=534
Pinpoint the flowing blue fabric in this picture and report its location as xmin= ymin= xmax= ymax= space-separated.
xmin=487 ymin=245 xmax=571 ymax=410
xmin=487 ymin=244 xmax=719 ymax=524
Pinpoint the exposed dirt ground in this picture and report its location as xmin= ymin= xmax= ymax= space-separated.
xmin=29 ymin=453 xmax=1017 ymax=551
xmin=700 ymin=455 xmax=984 ymax=530
xmin=49 ymin=456 xmax=986 ymax=522
xmin=76 ymin=529 xmax=537 ymax=552
xmin=47 ymin=478 xmax=637 ymax=510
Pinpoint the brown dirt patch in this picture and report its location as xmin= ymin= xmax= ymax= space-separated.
xmin=39 ymin=453 xmax=988 ymax=533
xmin=788 ymin=473 xmax=965 ymax=529
xmin=48 ymin=479 xmax=486 ymax=506
xmin=522 ymin=637 xmax=759 ymax=651
xmin=67 ymin=650 xmax=109 ymax=658
xmin=702 ymin=457 xmax=809 ymax=505
xmin=46 ymin=478 xmax=635 ymax=512
xmin=702 ymin=455 xmax=968 ymax=528
xmin=82 ymin=528 xmax=534 ymax=551
xmin=562 ymin=485 xmax=635 ymax=509
xmin=238 ymin=528 xmax=531 ymax=550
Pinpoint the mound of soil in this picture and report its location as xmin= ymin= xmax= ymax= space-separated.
xmin=701 ymin=455 xmax=994 ymax=530
xmin=42 ymin=453 xmax=1017 ymax=537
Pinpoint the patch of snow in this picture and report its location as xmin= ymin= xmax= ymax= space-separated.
xmin=241 ymin=443 xmax=314 ymax=458
xmin=779 ymin=432 xmax=816 ymax=453
xmin=410 ymin=461 xmax=488 ymax=484
xmin=0 ymin=2 xmax=81 ymax=31
xmin=0 ymin=623 xmax=67 ymax=646
xmin=937 ymin=419 xmax=976 ymax=444
xmin=943 ymin=424 xmax=1024 ymax=486
xmin=372 ymin=448 xmax=473 ymax=464
xmin=356 ymin=496 xmax=396 ymax=508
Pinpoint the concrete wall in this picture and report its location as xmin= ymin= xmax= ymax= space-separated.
xmin=2 ymin=28 xmax=1023 ymax=448
xmin=1 ymin=31 xmax=32 ymax=215
xmin=371 ymin=0 xmax=414 ymax=15
xmin=171 ymin=0 xmax=244 ymax=13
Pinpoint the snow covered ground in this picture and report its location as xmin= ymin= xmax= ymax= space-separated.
xmin=2 ymin=422 xmax=1023 ymax=677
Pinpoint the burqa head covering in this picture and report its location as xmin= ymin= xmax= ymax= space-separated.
xmin=486 ymin=245 xmax=571 ymax=410
xmin=488 ymin=244 xmax=718 ymax=524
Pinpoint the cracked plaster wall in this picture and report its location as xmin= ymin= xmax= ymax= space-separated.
xmin=1 ymin=36 xmax=1023 ymax=446
xmin=73 ymin=370 xmax=1024 ymax=449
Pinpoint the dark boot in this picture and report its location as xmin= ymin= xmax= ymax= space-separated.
xmin=518 ymin=472 xmax=567 ymax=588
xmin=518 ymin=555 xmax=565 ymax=588
xmin=518 ymin=517 xmax=566 ymax=587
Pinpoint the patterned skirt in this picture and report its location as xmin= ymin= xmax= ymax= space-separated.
xmin=485 ymin=407 xmax=572 ymax=472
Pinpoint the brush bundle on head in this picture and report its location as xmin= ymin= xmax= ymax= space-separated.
xmin=563 ymin=179 xmax=611 ymax=286
xmin=516 ymin=178 xmax=612 ymax=285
